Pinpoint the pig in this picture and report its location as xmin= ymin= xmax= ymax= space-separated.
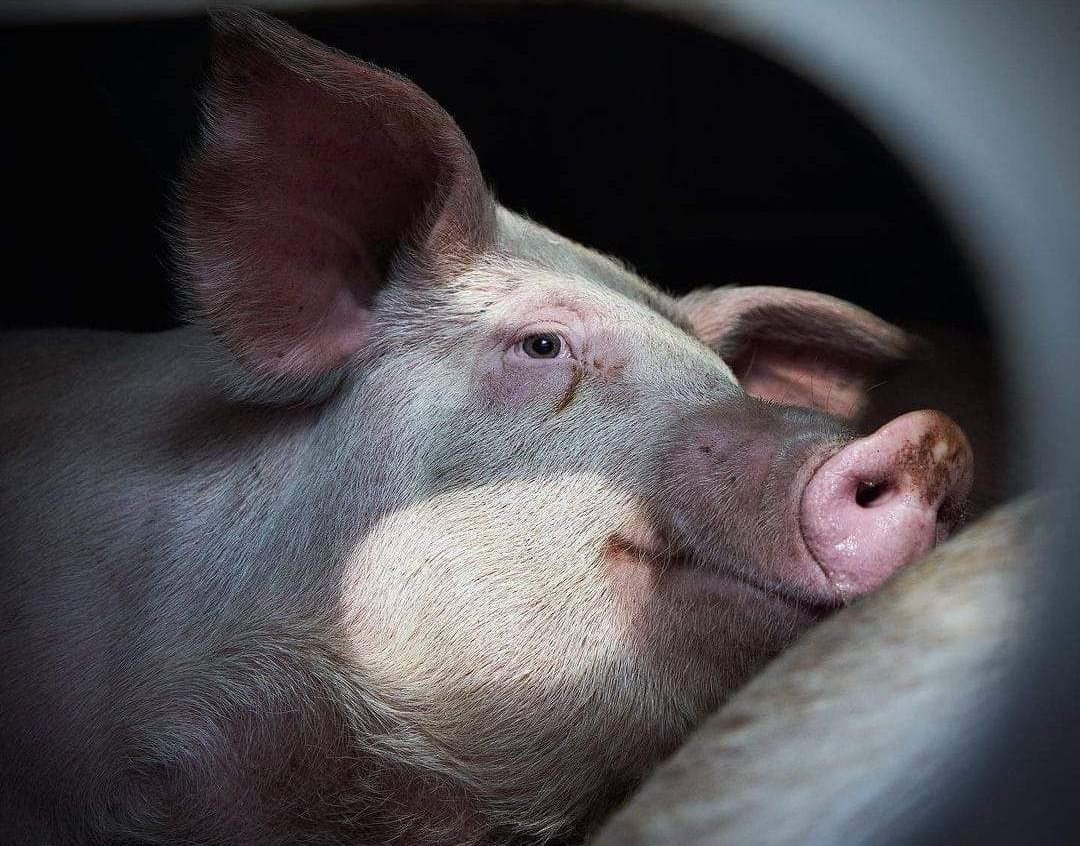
xmin=591 ymin=496 xmax=1041 ymax=846
xmin=0 ymin=10 xmax=975 ymax=845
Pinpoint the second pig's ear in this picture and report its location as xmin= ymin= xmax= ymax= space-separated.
xmin=174 ymin=9 xmax=494 ymax=399
xmin=681 ymin=286 xmax=913 ymax=420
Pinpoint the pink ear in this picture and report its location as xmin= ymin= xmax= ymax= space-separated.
xmin=681 ymin=286 xmax=912 ymax=419
xmin=175 ymin=9 xmax=493 ymax=381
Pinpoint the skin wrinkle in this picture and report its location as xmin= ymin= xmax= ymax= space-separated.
xmin=553 ymin=365 xmax=584 ymax=416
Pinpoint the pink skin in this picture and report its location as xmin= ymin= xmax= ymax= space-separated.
xmin=630 ymin=404 xmax=973 ymax=617
xmin=800 ymin=410 xmax=974 ymax=599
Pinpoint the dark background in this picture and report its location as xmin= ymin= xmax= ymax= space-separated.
xmin=0 ymin=3 xmax=985 ymax=336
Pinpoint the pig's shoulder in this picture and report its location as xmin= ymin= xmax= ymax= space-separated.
xmin=0 ymin=326 xmax=203 ymax=395
xmin=0 ymin=327 xmax=209 ymax=469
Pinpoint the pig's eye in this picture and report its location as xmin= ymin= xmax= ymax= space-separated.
xmin=522 ymin=332 xmax=562 ymax=359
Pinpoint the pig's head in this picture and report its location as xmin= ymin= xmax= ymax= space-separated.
xmin=175 ymin=10 xmax=974 ymax=841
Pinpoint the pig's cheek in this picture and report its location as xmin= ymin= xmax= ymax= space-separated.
xmin=476 ymin=360 xmax=575 ymax=410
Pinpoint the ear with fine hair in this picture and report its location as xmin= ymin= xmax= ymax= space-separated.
xmin=682 ymin=285 xmax=913 ymax=420
xmin=174 ymin=8 xmax=494 ymax=402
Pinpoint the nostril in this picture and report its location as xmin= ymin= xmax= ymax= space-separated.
xmin=936 ymin=496 xmax=962 ymax=527
xmin=855 ymin=479 xmax=890 ymax=508
xmin=935 ymin=496 xmax=963 ymax=543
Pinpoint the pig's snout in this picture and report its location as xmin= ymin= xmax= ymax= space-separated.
xmin=800 ymin=410 xmax=973 ymax=597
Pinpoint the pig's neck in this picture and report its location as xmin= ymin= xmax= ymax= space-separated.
xmin=122 ymin=330 xmax=637 ymax=845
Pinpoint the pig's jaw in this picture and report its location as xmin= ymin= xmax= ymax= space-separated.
xmin=601 ymin=523 xmax=843 ymax=616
